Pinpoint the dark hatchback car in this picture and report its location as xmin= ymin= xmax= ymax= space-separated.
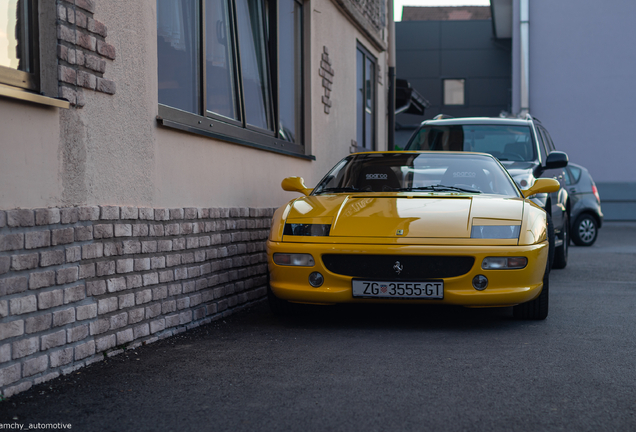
xmin=565 ymin=163 xmax=603 ymax=246
xmin=404 ymin=115 xmax=570 ymax=269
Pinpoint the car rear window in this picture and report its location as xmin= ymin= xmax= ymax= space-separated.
xmin=406 ymin=125 xmax=536 ymax=162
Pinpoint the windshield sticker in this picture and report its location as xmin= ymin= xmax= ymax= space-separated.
xmin=453 ymin=172 xmax=476 ymax=178
xmin=366 ymin=173 xmax=388 ymax=180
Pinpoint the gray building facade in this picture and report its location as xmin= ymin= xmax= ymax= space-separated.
xmin=395 ymin=18 xmax=511 ymax=146
xmin=507 ymin=0 xmax=636 ymax=220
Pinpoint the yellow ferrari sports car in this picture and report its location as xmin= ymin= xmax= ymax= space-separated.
xmin=267 ymin=151 xmax=560 ymax=320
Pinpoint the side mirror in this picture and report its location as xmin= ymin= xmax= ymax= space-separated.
xmin=545 ymin=151 xmax=568 ymax=170
xmin=281 ymin=177 xmax=313 ymax=196
xmin=522 ymin=178 xmax=560 ymax=198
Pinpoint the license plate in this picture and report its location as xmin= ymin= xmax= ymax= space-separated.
xmin=352 ymin=280 xmax=444 ymax=299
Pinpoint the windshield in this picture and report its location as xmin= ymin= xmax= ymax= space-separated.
xmin=405 ymin=125 xmax=536 ymax=162
xmin=313 ymin=153 xmax=520 ymax=197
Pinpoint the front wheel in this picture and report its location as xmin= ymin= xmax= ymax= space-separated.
xmin=546 ymin=213 xmax=555 ymax=272
xmin=513 ymin=263 xmax=549 ymax=320
xmin=552 ymin=212 xmax=568 ymax=269
xmin=571 ymin=213 xmax=598 ymax=246
xmin=267 ymin=276 xmax=297 ymax=316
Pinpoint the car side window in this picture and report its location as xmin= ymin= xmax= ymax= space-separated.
xmin=534 ymin=127 xmax=548 ymax=163
xmin=542 ymin=128 xmax=557 ymax=152
xmin=564 ymin=168 xmax=572 ymax=185
xmin=407 ymin=129 xmax=426 ymax=150
xmin=569 ymin=166 xmax=582 ymax=184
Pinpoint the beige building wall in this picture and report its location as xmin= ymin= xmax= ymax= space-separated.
xmin=0 ymin=0 xmax=389 ymax=211
xmin=0 ymin=100 xmax=62 ymax=209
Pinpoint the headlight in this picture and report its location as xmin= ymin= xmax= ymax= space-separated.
xmin=283 ymin=224 xmax=331 ymax=236
xmin=471 ymin=225 xmax=520 ymax=239
xmin=273 ymin=253 xmax=315 ymax=266
xmin=512 ymin=173 xmax=535 ymax=189
xmin=482 ymin=257 xmax=528 ymax=269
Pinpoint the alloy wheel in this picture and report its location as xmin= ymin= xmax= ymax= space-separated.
xmin=578 ymin=218 xmax=596 ymax=243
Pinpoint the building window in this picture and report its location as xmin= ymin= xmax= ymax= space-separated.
xmin=157 ymin=0 xmax=306 ymax=156
xmin=277 ymin=0 xmax=303 ymax=144
xmin=0 ymin=1 xmax=60 ymax=107
xmin=356 ymin=43 xmax=376 ymax=150
xmin=443 ymin=79 xmax=465 ymax=105
xmin=0 ymin=0 xmax=38 ymax=91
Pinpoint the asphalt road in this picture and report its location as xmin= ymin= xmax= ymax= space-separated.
xmin=1 ymin=222 xmax=635 ymax=432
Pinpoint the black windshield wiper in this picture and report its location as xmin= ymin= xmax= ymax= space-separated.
xmin=392 ymin=184 xmax=481 ymax=194
xmin=436 ymin=185 xmax=481 ymax=193
xmin=390 ymin=186 xmax=436 ymax=192
xmin=315 ymin=186 xmax=359 ymax=194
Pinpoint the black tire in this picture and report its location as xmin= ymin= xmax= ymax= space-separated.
xmin=571 ymin=213 xmax=598 ymax=246
xmin=513 ymin=263 xmax=549 ymax=320
xmin=552 ymin=212 xmax=568 ymax=269
xmin=546 ymin=213 xmax=555 ymax=272
xmin=267 ymin=281 xmax=296 ymax=316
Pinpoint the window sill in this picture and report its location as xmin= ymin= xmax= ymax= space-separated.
xmin=0 ymin=83 xmax=70 ymax=109
xmin=157 ymin=105 xmax=315 ymax=161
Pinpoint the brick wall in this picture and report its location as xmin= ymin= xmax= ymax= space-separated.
xmin=350 ymin=0 xmax=386 ymax=31
xmin=0 ymin=206 xmax=273 ymax=397
xmin=332 ymin=0 xmax=387 ymax=51
xmin=56 ymin=0 xmax=116 ymax=106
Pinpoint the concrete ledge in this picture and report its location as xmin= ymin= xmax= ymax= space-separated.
xmin=596 ymin=182 xmax=636 ymax=221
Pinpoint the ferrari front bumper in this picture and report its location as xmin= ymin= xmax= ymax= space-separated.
xmin=267 ymin=241 xmax=549 ymax=307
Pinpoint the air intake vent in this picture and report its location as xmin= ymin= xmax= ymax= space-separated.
xmin=322 ymin=254 xmax=475 ymax=279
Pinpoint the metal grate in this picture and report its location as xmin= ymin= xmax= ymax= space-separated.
xmin=322 ymin=254 xmax=475 ymax=279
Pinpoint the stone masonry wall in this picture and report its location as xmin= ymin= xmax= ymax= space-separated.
xmin=332 ymin=0 xmax=387 ymax=50
xmin=56 ymin=0 xmax=117 ymax=106
xmin=0 ymin=206 xmax=273 ymax=397
xmin=350 ymin=0 xmax=386 ymax=30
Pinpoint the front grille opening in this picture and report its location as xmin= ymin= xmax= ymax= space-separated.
xmin=322 ymin=254 xmax=475 ymax=279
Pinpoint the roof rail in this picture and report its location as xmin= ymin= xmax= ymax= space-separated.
xmin=523 ymin=112 xmax=542 ymax=121
xmin=433 ymin=114 xmax=455 ymax=120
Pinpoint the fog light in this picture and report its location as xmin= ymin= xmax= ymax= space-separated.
xmin=308 ymin=272 xmax=324 ymax=287
xmin=482 ymin=257 xmax=528 ymax=270
xmin=273 ymin=253 xmax=315 ymax=266
xmin=472 ymin=275 xmax=488 ymax=291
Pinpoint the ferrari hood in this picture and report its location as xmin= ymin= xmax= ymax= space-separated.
xmin=285 ymin=194 xmax=524 ymax=238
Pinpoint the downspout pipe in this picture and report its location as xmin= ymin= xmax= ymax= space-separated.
xmin=387 ymin=0 xmax=396 ymax=150
xmin=519 ymin=0 xmax=529 ymax=116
